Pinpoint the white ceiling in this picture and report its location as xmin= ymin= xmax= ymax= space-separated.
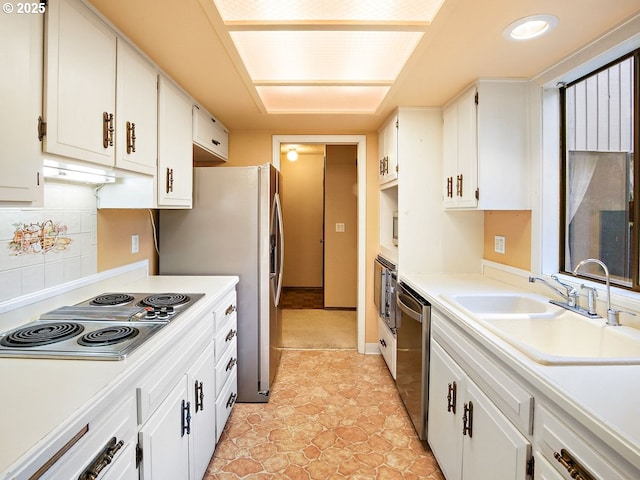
xmin=87 ymin=0 xmax=640 ymax=132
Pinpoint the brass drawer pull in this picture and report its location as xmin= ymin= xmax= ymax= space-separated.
xmin=225 ymin=329 xmax=237 ymax=342
xmin=102 ymin=112 xmax=114 ymax=148
xmin=78 ymin=437 xmax=123 ymax=480
xmin=225 ymin=304 xmax=236 ymax=316
xmin=226 ymin=357 xmax=237 ymax=371
xmin=126 ymin=121 xmax=136 ymax=154
xmin=554 ymin=449 xmax=596 ymax=480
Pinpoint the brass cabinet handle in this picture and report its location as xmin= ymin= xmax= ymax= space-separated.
xmin=447 ymin=381 xmax=457 ymax=414
xmin=554 ymin=449 xmax=596 ymax=480
xmin=225 ymin=329 xmax=237 ymax=342
xmin=211 ymin=138 xmax=221 ymax=146
xmin=226 ymin=357 xmax=237 ymax=372
xmin=456 ymin=174 xmax=463 ymax=197
xmin=181 ymin=400 xmax=191 ymax=437
xmin=78 ymin=437 xmax=124 ymax=480
xmin=194 ymin=380 xmax=204 ymax=412
xmin=102 ymin=112 xmax=114 ymax=148
xmin=225 ymin=304 xmax=236 ymax=316
xmin=379 ymin=159 xmax=385 ymax=175
xmin=446 ymin=176 xmax=453 ymax=198
xmin=165 ymin=167 xmax=174 ymax=194
xmin=226 ymin=392 xmax=237 ymax=408
xmin=126 ymin=121 xmax=136 ymax=154
xmin=462 ymin=401 xmax=473 ymax=437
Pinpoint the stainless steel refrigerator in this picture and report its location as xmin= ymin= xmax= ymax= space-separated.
xmin=159 ymin=164 xmax=283 ymax=403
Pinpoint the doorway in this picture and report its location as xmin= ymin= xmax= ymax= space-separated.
xmin=272 ymin=135 xmax=366 ymax=353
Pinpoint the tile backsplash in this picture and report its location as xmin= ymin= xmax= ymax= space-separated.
xmin=0 ymin=182 xmax=97 ymax=302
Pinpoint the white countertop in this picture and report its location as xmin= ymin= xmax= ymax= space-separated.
xmin=401 ymin=272 xmax=640 ymax=472
xmin=0 ymin=271 xmax=238 ymax=477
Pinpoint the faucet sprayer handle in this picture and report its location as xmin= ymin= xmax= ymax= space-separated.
xmin=550 ymin=274 xmax=578 ymax=295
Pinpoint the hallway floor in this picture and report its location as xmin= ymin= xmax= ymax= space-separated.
xmin=205 ymin=350 xmax=445 ymax=479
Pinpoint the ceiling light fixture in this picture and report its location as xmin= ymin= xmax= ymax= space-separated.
xmin=503 ymin=14 xmax=558 ymax=41
xmin=286 ymin=149 xmax=298 ymax=161
xmin=212 ymin=0 xmax=446 ymax=114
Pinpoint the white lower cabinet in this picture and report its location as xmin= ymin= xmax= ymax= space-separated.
xmin=377 ymin=316 xmax=396 ymax=379
xmin=138 ymin=343 xmax=216 ymax=480
xmin=535 ymin=405 xmax=634 ymax=480
xmin=429 ymin=340 xmax=531 ymax=480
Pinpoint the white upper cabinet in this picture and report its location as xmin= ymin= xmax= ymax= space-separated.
xmin=443 ymin=80 xmax=529 ymax=210
xmin=157 ymin=75 xmax=193 ymax=208
xmin=378 ymin=113 xmax=398 ymax=185
xmin=0 ymin=9 xmax=43 ymax=204
xmin=44 ymin=0 xmax=117 ymax=167
xmin=193 ymin=106 xmax=228 ymax=162
xmin=115 ymin=39 xmax=158 ymax=176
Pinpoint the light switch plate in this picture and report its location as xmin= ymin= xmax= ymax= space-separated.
xmin=336 ymin=223 xmax=345 ymax=233
xmin=494 ymin=235 xmax=506 ymax=254
xmin=131 ymin=234 xmax=139 ymax=253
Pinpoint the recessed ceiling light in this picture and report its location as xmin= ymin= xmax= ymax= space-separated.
xmin=503 ymin=14 xmax=558 ymax=41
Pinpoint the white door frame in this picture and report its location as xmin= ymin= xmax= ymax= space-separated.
xmin=273 ymin=135 xmax=367 ymax=354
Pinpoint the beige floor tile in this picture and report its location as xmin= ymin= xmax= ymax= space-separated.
xmin=206 ymin=350 xmax=444 ymax=479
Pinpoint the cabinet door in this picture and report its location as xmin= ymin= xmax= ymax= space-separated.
xmin=0 ymin=9 xmax=43 ymax=204
xmin=534 ymin=452 xmax=565 ymax=480
xmin=428 ymin=341 xmax=465 ymax=480
xmin=115 ymin=39 xmax=158 ymax=175
xmin=442 ymin=103 xmax=458 ymax=208
xmin=462 ymin=380 xmax=531 ymax=480
xmin=44 ymin=0 xmax=116 ymax=166
xmin=455 ymin=86 xmax=478 ymax=208
xmin=189 ymin=343 xmax=217 ymax=480
xmin=193 ymin=106 xmax=228 ymax=162
xmin=138 ymin=376 xmax=190 ymax=480
xmin=384 ymin=114 xmax=398 ymax=183
xmin=158 ymin=76 xmax=193 ymax=208
xmin=98 ymin=442 xmax=138 ymax=480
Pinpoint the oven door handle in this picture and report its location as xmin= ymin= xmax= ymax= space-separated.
xmin=397 ymin=296 xmax=422 ymax=322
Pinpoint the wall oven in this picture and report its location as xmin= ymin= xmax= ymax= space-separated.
xmin=396 ymin=281 xmax=431 ymax=442
xmin=374 ymin=255 xmax=397 ymax=331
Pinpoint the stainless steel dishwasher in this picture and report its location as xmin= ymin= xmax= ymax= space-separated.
xmin=396 ymin=281 xmax=431 ymax=442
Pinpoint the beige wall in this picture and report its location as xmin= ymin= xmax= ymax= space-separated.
xmin=280 ymin=152 xmax=325 ymax=288
xmin=97 ymin=209 xmax=158 ymax=274
xmin=483 ymin=210 xmax=531 ymax=270
xmin=324 ymin=145 xmax=358 ymax=308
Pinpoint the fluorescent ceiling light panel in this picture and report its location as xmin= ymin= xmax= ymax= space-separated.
xmin=256 ymin=85 xmax=390 ymax=113
xmin=212 ymin=0 xmax=445 ymax=113
xmin=230 ymin=31 xmax=423 ymax=82
xmin=213 ymin=0 xmax=445 ymax=23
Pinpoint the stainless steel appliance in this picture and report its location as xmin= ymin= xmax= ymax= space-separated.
xmin=396 ymin=281 xmax=431 ymax=442
xmin=374 ymin=255 xmax=397 ymax=330
xmin=392 ymin=211 xmax=399 ymax=246
xmin=0 ymin=293 xmax=204 ymax=360
xmin=159 ymin=164 xmax=283 ymax=403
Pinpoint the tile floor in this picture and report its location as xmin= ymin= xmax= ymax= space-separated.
xmin=205 ymin=350 xmax=445 ymax=479
xmin=280 ymin=287 xmax=325 ymax=309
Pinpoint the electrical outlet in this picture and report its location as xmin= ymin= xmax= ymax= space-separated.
xmin=131 ymin=234 xmax=139 ymax=254
xmin=336 ymin=223 xmax=345 ymax=233
xmin=494 ymin=235 xmax=506 ymax=254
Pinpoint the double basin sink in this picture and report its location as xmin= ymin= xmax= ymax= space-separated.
xmin=443 ymin=293 xmax=640 ymax=365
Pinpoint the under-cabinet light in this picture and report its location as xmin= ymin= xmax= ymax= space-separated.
xmin=43 ymin=159 xmax=116 ymax=184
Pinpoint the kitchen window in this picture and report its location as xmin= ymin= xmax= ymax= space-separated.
xmin=560 ymin=49 xmax=639 ymax=289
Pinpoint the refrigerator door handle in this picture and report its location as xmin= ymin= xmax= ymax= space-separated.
xmin=274 ymin=193 xmax=285 ymax=306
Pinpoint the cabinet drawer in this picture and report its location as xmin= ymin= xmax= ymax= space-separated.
xmin=214 ymin=291 xmax=237 ymax=331
xmin=535 ymin=406 xmax=632 ymax=480
xmin=215 ymin=336 xmax=238 ymax=397
xmin=216 ymin=371 xmax=238 ymax=442
xmin=40 ymin=395 xmax=137 ymax=480
xmin=377 ymin=316 xmax=396 ymax=379
xmin=215 ymin=312 xmax=237 ymax=362
xmin=432 ymin=309 xmax=533 ymax=434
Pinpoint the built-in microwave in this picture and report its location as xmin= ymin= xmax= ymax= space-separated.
xmin=392 ymin=211 xmax=398 ymax=246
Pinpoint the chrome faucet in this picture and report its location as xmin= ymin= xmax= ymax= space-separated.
xmin=572 ymin=258 xmax=618 ymax=326
xmin=528 ymin=274 xmax=579 ymax=308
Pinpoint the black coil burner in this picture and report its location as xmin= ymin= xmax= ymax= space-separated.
xmin=77 ymin=325 xmax=139 ymax=347
xmin=0 ymin=322 xmax=84 ymax=348
xmin=91 ymin=294 xmax=135 ymax=306
xmin=140 ymin=293 xmax=191 ymax=308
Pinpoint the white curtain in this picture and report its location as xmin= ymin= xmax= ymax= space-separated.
xmin=566 ymin=151 xmax=599 ymax=267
